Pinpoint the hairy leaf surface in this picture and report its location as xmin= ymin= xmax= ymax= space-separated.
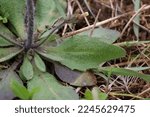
xmin=34 ymin=53 xmax=46 ymax=72
xmin=0 ymin=23 xmax=16 ymax=46
xmin=0 ymin=0 xmax=26 ymax=39
xmin=20 ymin=56 xmax=34 ymax=80
xmin=35 ymin=0 xmax=66 ymax=32
xmin=37 ymin=36 xmax=126 ymax=71
xmin=0 ymin=47 xmax=22 ymax=63
xmin=28 ymin=67 xmax=79 ymax=100
xmin=78 ymin=27 xmax=120 ymax=44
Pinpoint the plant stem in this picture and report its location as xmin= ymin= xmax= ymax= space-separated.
xmin=109 ymin=92 xmax=144 ymax=99
xmin=63 ymin=5 xmax=150 ymax=38
xmin=25 ymin=0 xmax=34 ymax=52
xmin=114 ymin=40 xmax=150 ymax=47
xmin=34 ymin=20 xmax=66 ymax=48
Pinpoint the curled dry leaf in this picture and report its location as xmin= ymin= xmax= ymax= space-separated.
xmin=54 ymin=63 xmax=97 ymax=86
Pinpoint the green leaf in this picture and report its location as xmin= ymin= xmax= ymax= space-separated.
xmin=0 ymin=0 xmax=26 ymax=39
xmin=27 ymin=67 xmax=79 ymax=100
xmin=34 ymin=53 xmax=46 ymax=72
xmin=99 ymin=67 xmax=150 ymax=82
xmin=84 ymin=87 xmax=107 ymax=100
xmin=0 ymin=23 xmax=17 ymax=46
xmin=37 ymin=36 xmax=126 ymax=71
xmin=78 ymin=27 xmax=120 ymax=44
xmin=84 ymin=89 xmax=93 ymax=100
xmin=35 ymin=0 xmax=66 ymax=32
xmin=53 ymin=1 xmax=66 ymax=17
xmin=39 ymin=34 xmax=60 ymax=46
xmin=0 ymin=69 xmax=23 ymax=99
xmin=20 ymin=56 xmax=33 ymax=80
xmin=0 ymin=47 xmax=22 ymax=63
xmin=2 ymin=17 xmax=7 ymax=23
xmin=10 ymin=79 xmax=30 ymax=100
xmin=0 ymin=38 xmax=12 ymax=47
xmin=0 ymin=16 xmax=3 ymax=20
xmin=18 ymin=70 xmax=27 ymax=81
xmin=92 ymin=87 xmax=107 ymax=100
xmin=0 ymin=16 xmax=8 ymax=23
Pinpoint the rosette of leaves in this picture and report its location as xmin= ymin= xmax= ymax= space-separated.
xmin=1 ymin=0 xmax=147 ymax=100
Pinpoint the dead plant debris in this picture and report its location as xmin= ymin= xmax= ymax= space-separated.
xmin=63 ymin=0 xmax=150 ymax=100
